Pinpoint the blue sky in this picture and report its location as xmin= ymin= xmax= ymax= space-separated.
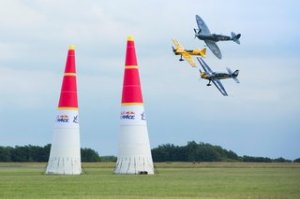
xmin=0 ymin=0 xmax=299 ymax=159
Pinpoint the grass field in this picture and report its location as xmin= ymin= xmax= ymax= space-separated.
xmin=0 ymin=162 xmax=300 ymax=199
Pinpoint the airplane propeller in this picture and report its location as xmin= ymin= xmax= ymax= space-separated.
xmin=193 ymin=28 xmax=198 ymax=39
xmin=194 ymin=28 xmax=201 ymax=39
xmin=197 ymin=69 xmax=202 ymax=81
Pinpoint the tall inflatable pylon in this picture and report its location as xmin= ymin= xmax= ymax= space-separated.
xmin=46 ymin=45 xmax=81 ymax=175
xmin=115 ymin=36 xmax=154 ymax=175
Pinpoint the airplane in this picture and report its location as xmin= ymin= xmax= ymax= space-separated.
xmin=194 ymin=15 xmax=241 ymax=59
xmin=172 ymin=39 xmax=206 ymax=67
xmin=197 ymin=57 xmax=239 ymax=96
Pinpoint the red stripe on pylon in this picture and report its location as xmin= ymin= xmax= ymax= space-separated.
xmin=58 ymin=46 xmax=78 ymax=108
xmin=64 ymin=48 xmax=76 ymax=73
xmin=122 ymin=69 xmax=143 ymax=103
xmin=125 ymin=40 xmax=138 ymax=66
xmin=121 ymin=36 xmax=144 ymax=104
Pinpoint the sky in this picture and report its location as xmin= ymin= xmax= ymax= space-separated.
xmin=0 ymin=0 xmax=299 ymax=160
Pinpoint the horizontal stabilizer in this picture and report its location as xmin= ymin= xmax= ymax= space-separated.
xmin=200 ymin=48 xmax=206 ymax=57
xmin=227 ymin=68 xmax=240 ymax=83
xmin=233 ymin=77 xmax=240 ymax=84
xmin=231 ymin=32 xmax=241 ymax=44
xmin=192 ymin=48 xmax=206 ymax=57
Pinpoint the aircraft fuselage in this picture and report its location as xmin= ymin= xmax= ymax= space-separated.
xmin=201 ymin=72 xmax=232 ymax=80
xmin=196 ymin=34 xmax=231 ymax=42
xmin=172 ymin=48 xmax=204 ymax=56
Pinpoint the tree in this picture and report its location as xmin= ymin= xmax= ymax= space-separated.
xmin=101 ymin=156 xmax=117 ymax=162
xmin=294 ymin=158 xmax=300 ymax=163
xmin=0 ymin=144 xmax=101 ymax=162
xmin=273 ymin=157 xmax=291 ymax=163
xmin=81 ymin=148 xmax=101 ymax=162
xmin=242 ymin=156 xmax=272 ymax=162
xmin=0 ymin=146 xmax=13 ymax=161
xmin=152 ymin=141 xmax=240 ymax=162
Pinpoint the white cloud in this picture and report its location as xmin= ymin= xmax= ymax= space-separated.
xmin=0 ymin=0 xmax=299 ymax=158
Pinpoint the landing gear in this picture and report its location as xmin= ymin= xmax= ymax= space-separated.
xmin=207 ymin=80 xmax=211 ymax=86
xmin=179 ymin=56 xmax=184 ymax=61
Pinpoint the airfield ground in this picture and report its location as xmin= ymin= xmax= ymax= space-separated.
xmin=0 ymin=162 xmax=299 ymax=199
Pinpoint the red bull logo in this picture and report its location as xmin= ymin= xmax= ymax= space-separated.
xmin=57 ymin=115 xmax=69 ymax=123
xmin=121 ymin=111 xmax=135 ymax=120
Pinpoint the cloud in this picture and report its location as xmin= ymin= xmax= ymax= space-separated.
xmin=0 ymin=0 xmax=299 ymax=158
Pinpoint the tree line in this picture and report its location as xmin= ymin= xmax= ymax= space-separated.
xmin=151 ymin=141 xmax=296 ymax=163
xmin=152 ymin=141 xmax=239 ymax=162
xmin=0 ymin=144 xmax=101 ymax=162
xmin=0 ymin=141 xmax=299 ymax=162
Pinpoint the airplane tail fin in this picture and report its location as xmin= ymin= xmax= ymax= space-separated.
xmin=193 ymin=48 xmax=206 ymax=57
xmin=231 ymin=32 xmax=241 ymax=44
xmin=227 ymin=68 xmax=240 ymax=83
xmin=200 ymin=48 xmax=206 ymax=57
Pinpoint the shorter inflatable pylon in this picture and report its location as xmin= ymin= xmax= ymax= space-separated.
xmin=46 ymin=45 xmax=81 ymax=175
xmin=115 ymin=36 xmax=154 ymax=175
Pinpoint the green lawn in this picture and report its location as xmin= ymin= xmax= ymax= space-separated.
xmin=0 ymin=162 xmax=299 ymax=199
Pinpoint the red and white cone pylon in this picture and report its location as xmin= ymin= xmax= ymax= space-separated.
xmin=46 ymin=45 xmax=81 ymax=175
xmin=115 ymin=36 xmax=154 ymax=175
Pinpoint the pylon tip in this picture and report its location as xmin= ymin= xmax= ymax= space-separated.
xmin=127 ymin=35 xmax=134 ymax=41
xmin=69 ymin=44 xmax=76 ymax=50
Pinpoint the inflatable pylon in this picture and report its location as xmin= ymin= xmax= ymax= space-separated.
xmin=115 ymin=36 xmax=154 ymax=175
xmin=46 ymin=45 xmax=81 ymax=175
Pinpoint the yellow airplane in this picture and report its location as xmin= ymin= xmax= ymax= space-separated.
xmin=172 ymin=39 xmax=206 ymax=67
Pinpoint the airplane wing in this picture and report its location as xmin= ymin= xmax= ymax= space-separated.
xmin=182 ymin=52 xmax=196 ymax=67
xmin=197 ymin=57 xmax=213 ymax=75
xmin=196 ymin=15 xmax=211 ymax=35
xmin=172 ymin=39 xmax=184 ymax=51
xmin=212 ymin=79 xmax=228 ymax=96
xmin=205 ymin=40 xmax=222 ymax=59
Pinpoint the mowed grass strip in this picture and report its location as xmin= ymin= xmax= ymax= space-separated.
xmin=0 ymin=162 xmax=299 ymax=199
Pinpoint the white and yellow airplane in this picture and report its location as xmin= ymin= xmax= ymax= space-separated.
xmin=172 ymin=39 xmax=206 ymax=67
xmin=197 ymin=57 xmax=239 ymax=96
